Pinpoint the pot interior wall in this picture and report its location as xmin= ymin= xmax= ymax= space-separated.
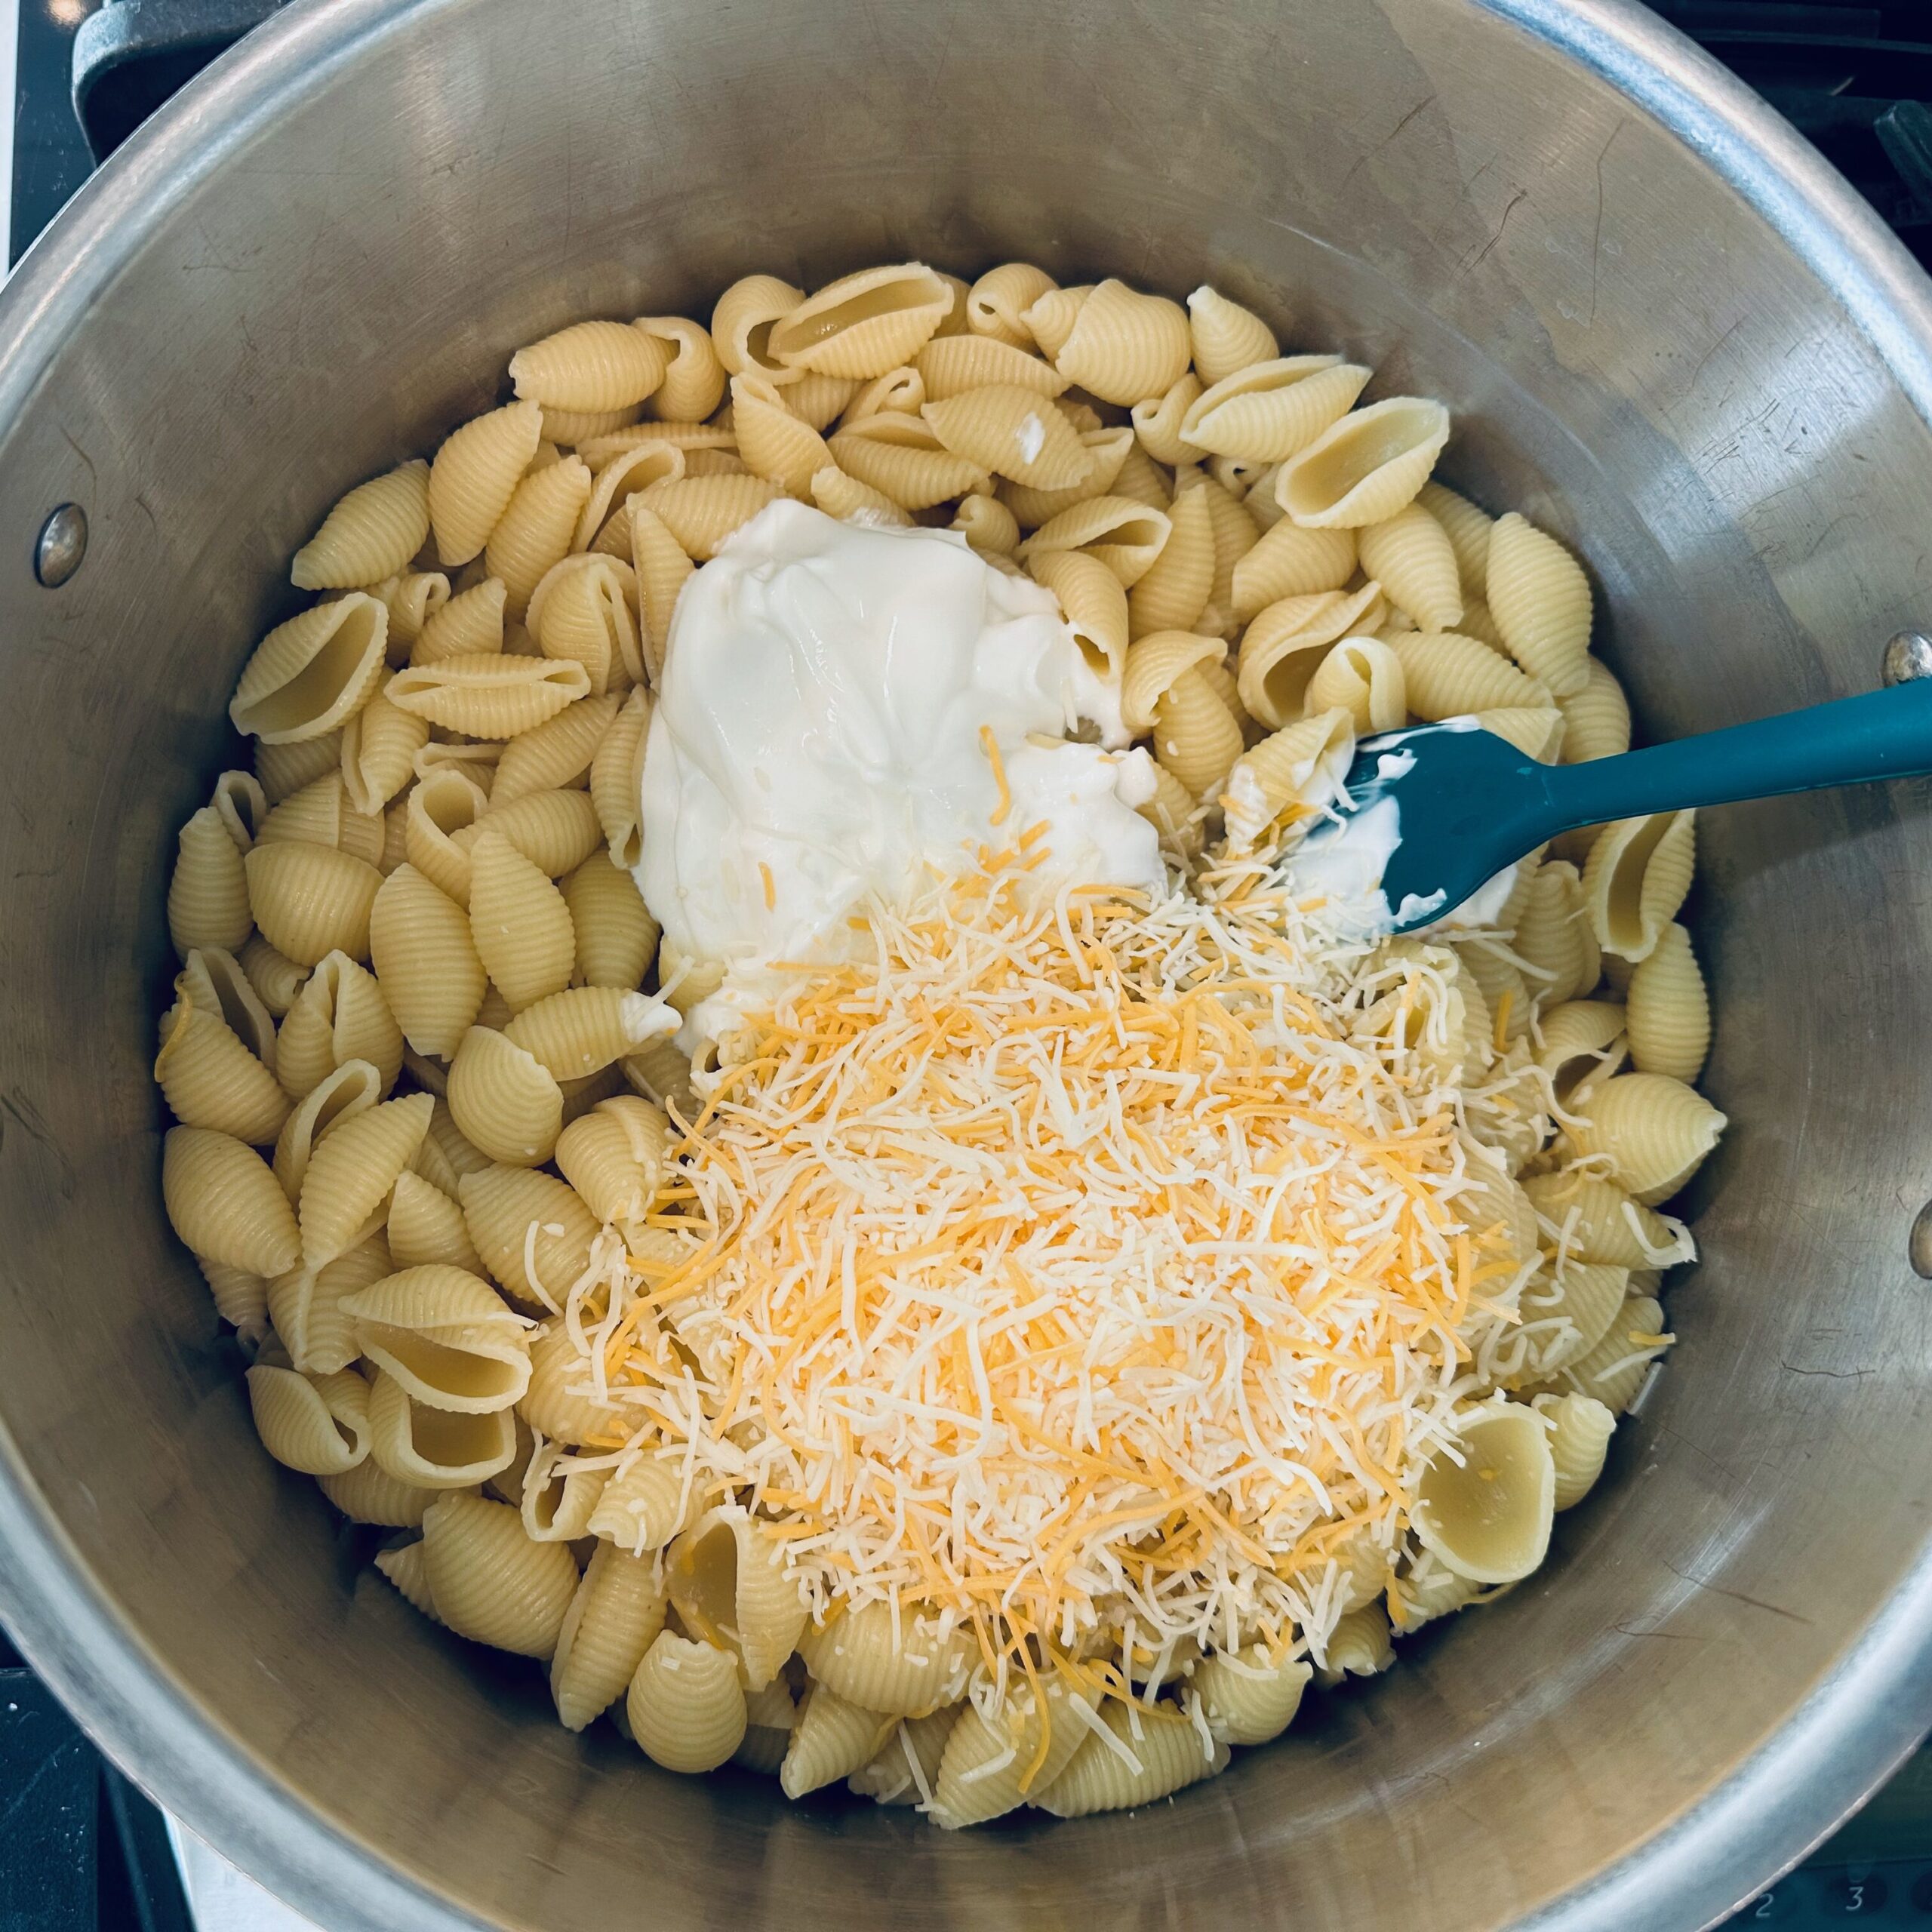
xmin=1 ymin=1 xmax=1930 ymax=1927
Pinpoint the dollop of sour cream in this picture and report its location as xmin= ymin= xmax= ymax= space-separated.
xmin=637 ymin=502 xmax=1161 ymax=1041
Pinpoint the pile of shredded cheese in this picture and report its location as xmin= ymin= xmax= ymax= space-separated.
xmin=563 ymin=836 xmax=1549 ymax=1692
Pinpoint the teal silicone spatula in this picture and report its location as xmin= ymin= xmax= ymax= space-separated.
xmin=1303 ymin=673 xmax=1932 ymax=934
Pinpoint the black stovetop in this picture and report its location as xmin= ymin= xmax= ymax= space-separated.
xmin=7 ymin=2 xmax=1932 ymax=1927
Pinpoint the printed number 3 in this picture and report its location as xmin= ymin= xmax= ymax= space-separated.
xmin=1845 ymin=1882 xmax=1865 ymax=1912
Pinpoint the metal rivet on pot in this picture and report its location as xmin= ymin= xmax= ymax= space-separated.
xmin=34 ymin=503 xmax=87 ymax=588
xmin=1881 ymin=629 xmax=1932 ymax=686
xmin=1910 ymin=1199 xmax=1932 ymax=1279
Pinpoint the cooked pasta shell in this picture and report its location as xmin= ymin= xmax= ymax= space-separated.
xmin=1507 ymin=1257 xmax=1631 ymax=1383
xmin=1278 ymin=396 xmax=1451 ymax=529
xmin=1580 ymin=809 xmax=1695 ymax=962
xmin=587 ymin=1452 xmax=697 ymax=1553
xmin=474 ymin=790 xmax=602 ymax=881
xmin=163 ymin=1126 xmax=300 ymax=1278
xmin=931 ymin=1676 xmax=1097 ymax=1826
xmin=1017 ymin=495 xmax=1172 ymax=589
xmin=372 ymin=1537 xmax=442 ymax=1623
xmin=429 ymin=399 xmax=543 ymax=567
xmin=1180 ymin=355 xmax=1371 ymax=463
xmin=255 ymin=731 xmax=344 ymax=807
xmin=632 ymin=473 xmax=783 ymax=558
xmin=368 ymin=1368 xmax=515 ymax=1491
xmin=208 ymin=770 xmax=268 ymax=854
xmin=514 ymin=1325 xmax=629 ymax=1458
xmin=1186 ymin=285 xmax=1279 ymax=383
xmin=1223 ymin=709 xmax=1355 ymax=851
xmin=501 ymin=986 xmax=675 ymax=1082
xmin=1358 ymin=501 xmax=1462 ymax=632
xmin=1113 ymin=442 xmax=1174 ymax=518
xmin=340 ymin=676 xmax=429 ymax=816
xmin=967 ymin=263 xmax=1057 ymax=349
xmin=766 ymin=263 xmax=954 ymax=379
xmin=297 ymin=1091 xmax=432 ymax=1270
xmin=796 ymin=1601 xmax=973 ymax=1718
xmin=767 ymin=370 xmax=856 ymax=432
xmin=1229 ymin=521 xmax=1358 ymax=623
xmin=1192 ymin=1646 xmax=1311 ymax=1747
xmin=494 ymin=689 xmax=620 ymax=805
xmin=243 ymin=840 xmax=381 ymax=970
xmin=510 ymin=320 xmax=669 ymax=414
xmin=1305 ymin=635 xmax=1406 ymax=734
xmin=168 ymin=806 xmax=254 ymax=958
xmin=582 ymin=420 xmax=734 ymax=469
xmin=1415 ymin=480 xmax=1494 ymax=593
xmin=803 ymin=465 xmax=906 ymax=528
xmin=1486 ymin=512 xmax=1592 ymax=697
xmin=484 ymin=455 xmax=592 ymax=619
xmin=1473 ymin=705 xmax=1565 ymax=762
xmin=1192 ymin=475 xmax=1257 ymax=635
xmin=848 ymin=1706 xmax=955 ymax=1805
xmin=571 ymin=441 xmax=687 ymax=556
xmin=1566 ymin=1071 xmax=1725 ymax=1204
xmin=1321 ymin=1604 xmax=1396 ymax=1682
xmin=780 ymin=1684 xmax=896 ymax=1799
xmin=198 ymin=1254 xmax=268 ymax=1337
xmin=239 ymin=932 xmax=306 ymax=1019
xmin=318 ymin=1452 xmax=439 ymax=1529
xmin=665 ymin=1508 xmax=806 ymax=1694
xmin=1128 ymin=371 xmax=1203 ymax=466
xmin=386 ymin=1165 xmax=485 ymax=1272
xmin=1522 ymin=1171 xmax=1675 ymax=1269
xmin=1124 ymin=480 xmax=1214 ymax=639
xmin=589 ymin=689 xmax=651 ymax=870
xmin=369 ymin=864 xmax=486 ymax=1060
xmin=292 ymin=462 xmax=432 ymax=592
xmin=526 ymin=1451 xmax=614 ymax=1544
xmin=1559 ymin=657 xmax=1632 ymax=764
xmin=1235 ymin=582 xmax=1383 ymax=728
xmin=460 ymin=1166 xmax=596 ymax=1312
xmin=1534 ymin=999 xmax=1629 ymax=1098
xmin=915 ymin=334 xmax=1066 ymax=405
xmin=1049 ymin=278 xmax=1189 ymax=405
xmin=822 ymin=415 xmax=987 ymax=510
xmin=552 ymin=1543 xmax=669 ymax=1730
xmin=1033 ymin=1697 xmax=1226 ymax=1818
xmin=629 ymin=1632 xmax=747 ymax=1773
xmin=387 ymin=655 xmax=590 ymax=740
xmin=1561 ymin=1292 xmax=1671 ymax=1413
xmin=343 ymin=1263 xmax=530 ymax=1413
xmin=1137 ymin=759 xmax=1204 ymax=857
xmin=710 ymin=272 xmax=805 ymax=382
xmin=539 ymin=401 xmax=640 ymax=447
xmin=719 ymin=373 xmax=827 ymax=499
xmin=1511 ymin=860 xmax=1596 ymax=1007
xmin=920 ymin=385 xmax=1094 ymax=491
xmin=467 ymin=830 xmax=576 ymax=1013
xmin=255 ymin=770 xmax=383 ymax=866
xmin=1532 ymin=1391 xmax=1617 ymax=1509
xmin=997 ymin=426 xmax=1135 ymax=528
xmin=447 ymin=1026 xmax=565 ymax=1171
xmin=554 ymin=1096 xmax=672 ymax=1223
xmin=276 ymin=950 xmax=402 ymax=1100
xmin=621 ymin=1035 xmax=699 ymax=1122
xmin=266 ymin=1231 xmax=389 ymax=1374
xmin=1626 ymin=922 xmax=1709 ymax=1080
xmin=1414 ymin=1401 xmax=1555 ymax=1584
xmin=1389 ymin=629 xmax=1548 ymax=719
xmin=1121 ymin=629 xmax=1226 ymax=737
xmin=1152 ymin=669 xmax=1243 ymax=799
xmin=411 ymin=576 xmax=506 ymax=666
xmin=272 ymin=1059 xmax=383 ymax=1201
xmin=246 ymin=1364 xmax=371 ymax=1475
xmin=231 ymin=595 xmax=388 ymax=745
xmin=369 ymin=571 xmax=452 ymax=663
xmin=404 ymin=768 xmax=488 ymax=906
xmin=154 ymin=952 xmax=289 ymax=1144
xmin=1027 ymin=549 xmax=1129 ymax=687
xmin=949 ymin=492 xmax=1020 ymax=558
xmin=636 ymin=314 xmax=728 ymax=420
xmin=417 ymin=1491 xmax=577 ymax=1656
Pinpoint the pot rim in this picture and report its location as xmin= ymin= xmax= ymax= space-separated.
xmin=2 ymin=2 xmax=1930 ymax=1927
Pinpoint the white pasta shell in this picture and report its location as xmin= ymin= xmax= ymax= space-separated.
xmin=588 ymin=1452 xmax=697 ymax=1553
xmin=1230 ymin=520 xmax=1358 ymax=620
xmin=467 ymin=830 xmax=576 ymax=1013
xmin=1186 ymin=285 xmax=1280 ymax=384
xmin=411 ymin=577 xmax=506 ymax=666
xmin=168 ymin=805 xmax=253 ymax=958
xmin=231 ymin=595 xmax=388 ymax=745
xmin=1130 ymin=371 xmax=1204 ymax=466
xmin=565 ymin=863 xmax=657 ymax=993
xmin=1121 ymin=630 xmax=1226 ymax=737
xmin=1486 ymin=512 xmax=1592 ymax=697
xmin=919 ymin=385 xmax=1092 ymax=491
xmin=966 ymin=263 xmax=1058 ymax=349
xmin=915 ymin=333 xmax=1066 ymax=402
xmin=949 ymin=493 xmax=1020 ymax=557
xmin=1235 ymin=582 xmax=1384 ymax=728
xmin=493 ymin=690 xmax=620 ymax=804
xmin=629 ymin=1632 xmax=747 ymax=1773
xmin=1222 ymin=709 xmax=1355 ymax=851
xmin=340 ymin=676 xmax=429 ymax=816
xmin=297 ymin=1091 xmax=432 ymax=1270
xmin=246 ymin=1364 xmax=371 ymax=1475
xmin=1051 ymin=278 xmax=1190 ymax=405
xmin=429 ymin=399 xmax=544 ymax=567
xmin=386 ymin=1166 xmax=485 ymax=1272
xmin=510 ymin=320 xmax=670 ymax=414
xmin=809 ymin=465 xmax=912 ymax=528
xmin=1535 ymin=999 xmax=1629 ymax=1097
xmin=1358 ymin=501 xmax=1463 ymax=631
xmin=273 ymin=949 xmax=401 ymax=1100
xmin=1032 ymin=1700 xmax=1228 ymax=1819
xmin=485 ymin=456 xmax=592 ymax=619
xmin=1278 ymin=396 xmax=1451 ymax=528
xmin=554 ymin=1095 xmax=672 ymax=1223
xmin=255 ymin=731 xmax=344 ymax=805
xmin=254 ymin=770 xmax=381 ymax=863
xmin=1508 ymin=1257 xmax=1631 ymax=1382
xmin=848 ymin=1706 xmax=956 ymax=1804
xmin=460 ymin=1169 xmax=596 ymax=1312
xmin=1512 ymin=860 xmax=1596 ymax=1006
xmin=370 ymin=864 xmax=487 ymax=1060
xmin=1522 ymin=1170 xmax=1674 ymax=1269
xmin=317 ymin=1453 xmax=438 ymax=1527
xmin=835 ymin=366 xmax=924 ymax=428
xmin=1389 ymin=629 xmax=1549 ymax=719
xmin=420 ymin=1492 xmax=577 ymax=1655
xmin=1562 ymin=1293 xmax=1671 ymax=1413
xmin=571 ymin=441 xmax=688 ymax=558
xmin=1027 ymin=549 xmax=1129 ymax=687
xmin=244 ymin=841 xmax=381 ymax=968
xmin=780 ymin=1685 xmax=897 ymax=1799
xmin=475 ymin=789 xmax=602 ymax=879
xmin=636 ymin=314 xmax=728 ymax=420
xmin=1534 ymin=1391 xmax=1618 ymax=1509
xmin=1180 ymin=355 xmax=1371 ymax=463
xmin=932 ymin=1678 xmax=1097 ymax=1826
xmin=369 ymin=572 xmax=451 ymax=663
xmin=404 ymin=768 xmax=488 ymax=906
xmin=1559 ymin=657 xmax=1632 ymax=763
xmin=552 ymin=1543 xmax=669 ymax=1730
xmin=775 ymin=371 xmax=860 ymax=431
xmin=1567 ymin=1071 xmax=1725 ymax=1204
xmin=153 ymin=953 xmax=289 ymax=1145
xmin=502 ymin=986 xmax=675 ymax=1081
xmin=730 ymin=374 xmax=832 ymax=497
xmin=266 ymin=1231 xmax=390 ymax=1375
xmin=998 ymin=426 xmax=1135 ymax=529
xmin=1626 ymin=921 xmax=1710 ymax=1080
xmin=539 ymin=402 xmax=639 ymax=447
xmin=208 ymin=769 xmax=268 ymax=853
xmin=163 ymin=1125 xmax=300 ymax=1278
xmin=448 ymin=1028 xmax=565 ymax=1171
xmin=272 ymin=1059 xmax=382 ymax=1203
xmin=589 ymin=688 xmax=652 ymax=869
xmin=387 ymin=656 xmax=590 ymax=740
xmin=1417 ymin=481 xmax=1494 ymax=592
xmin=368 ymin=1366 xmax=516 ymax=1491
xmin=198 ymin=1255 xmax=267 ymax=1336
xmin=666 ymin=1507 xmax=808 ymax=1692
xmin=1475 ymin=705 xmax=1566 ymax=762
xmin=1306 ymin=635 xmax=1407 ymax=734
xmin=1414 ymin=1401 xmax=1555 ymax=1583
xmin=797 ymin=1600 xmax=973 ymax=1718
xmin=1124 ymin=480 xmax=1214 ymax=639
xmin=342 ymin=1263 xmax=531 ymax=1413
xmin=238 ymin=932 xmax=306 ymax=1017
xmin=1322 ymin=1604 xmax=1396 ymax=1680
xmin=824 ymin=415 xmax=989 ymax=511
xmin=1016 ymin=495 xmax=1172 ymax=589
xmin=709 ymin=273 xmax=805 ymax=382
xmin=373 ymin=1537 xmax=441 ymax=1622
xmin=291 ymin=462 xmax=432 ymax=591
xmin=633 ymin=473 xmax=783 ymax=558
xmin=1580 ymin=809 xmax=1696 ymax=962
xmin=766 ymin=263 xmax=955 ymax=379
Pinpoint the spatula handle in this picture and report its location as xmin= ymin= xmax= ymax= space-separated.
xmin=1540 ymin=677 xmax=1932 ymax=834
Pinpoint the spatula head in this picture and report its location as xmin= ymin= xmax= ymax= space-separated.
xmin=1295 ymin=720 xmax=1559 ymax=934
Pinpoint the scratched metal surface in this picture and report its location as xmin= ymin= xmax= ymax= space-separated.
xmin=0 ymin=1 xmax=1930 ymax=1928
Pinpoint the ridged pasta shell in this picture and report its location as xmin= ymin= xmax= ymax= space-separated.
xmin=554 ymin=1094 xmax=671 ymax=1223
xmin=1508 ymin=1258 xmax=1631 ymax=1382
xmin=420 ymin=1492 xmax=577 ymax=1655
xmin=231 ymin=595 xmax=389 ymax=745
xmin=370 ymin=863 xmax=488 ymax=1060
xmin=340 ymin=677 xmax=429 ymax=816
xmin=710 ymin=273 xmax=805 ymax=383
xmin=317 ymin=1454 xmax=438 ymax=1527
xmin=1414 ymin=1401 xmax=1555 ymax=1583
xmin=485 ymin=456 xmax=592 ymax=618
xmin=244 ymin=841 xmax=381 ymax=968
xmin=168 ymin=806 xmax=253 ymax=958
xmin=1534 ymin=999 xmax=1629 ymax=1098
xmin=411 ymin=577 xmax=506 ymax=666
xmin=1223 ymin=709 xmax=1355 ymax=851
xmin=1186 ymin=285 xmax=1280 ymax=384
xmin=629 ymin=1632 xmax=747 ymax=1772
xmin=1129 ymin=371 xmax=1204 ymax=466
xmin=405 ymin=768 xmax=488 ymax=906
xmin=1522 ymin=1170 xmax=1675 ymax=1269
xmin=588 ymin=1452 xmax=697 ymax=1552
xmin=823 ymin=416 xmax=988 ymax=511
xmin=266 ymin=1231 xmax=390 ymax=1375
xmin=797 ymin=1600 xmax=973 ymax=1718
xmin=246 ymin=1364 xmax=371 ymax=1475
xmin=1193 ymin=1646 xmax=1311 ymax=1746
xmin=1561 ymin=1293 xmax=1670 ymax=1413
xmin=460 ymin=1168 xmax=597 ymax=1312
xmin=809 ymin=466 xmax=912 ymax=528
xmin=780 ymin=1685 xmax=896 ymax=1799
xmin=448 ymin=1029 xmax=566 ymax=1170
xmin=1533 ymin=1391 xmax=1618 ymax=1509
xmin=1121 ymin=630 xmax=1226 ymax=737
xmin=368 ymin=1369 xmax=515 ymax=1491
xmin=931 ymin=1678 xmax=1097 ymax=1826
xmin=292 ymin=462 xmax=432 ymax=592
xmin=1051 ymin=278 xmax=1190 ymax=405
xmin=198 ymin=1255 xmax=267 ymax=1336
xmin=1558 ymin=657 xmax=1632 ymax=763
xmin=1031 ymin=1700 xmax=1226 ymax=1819
xmin=1389 ymin=629 xmax=1548 ymax=718
xmin=1580 ymin=810 xmax=1695 ymax=962
xmin=272 ymin=1059 xmax=382 ymax=1202
xmin=255 ymin=770 xmax=382 ymax=865
xmin=1027 ymin=549 xmax=1129 ymax=688
xmin=666 ymin=1507 xmax=808 ymax=1692
xmin=633 ymin=473 xmax=783 ymax=558
xmin=467 ymin=830 xmax=576 ymax=1013
xmin=766 ymin=263 xmax=954 ymax=379
xmin=552 ymin=1543 xmax=669 ymax=1730
xmin=255 ymin=731 xmax=344 ymax=806
xmin=1306 ymin=635 xmax=1406 ymax=734
xmin=571 ymin=441 xmax=687 ymax=555
xmin=835 ymin=366 xmax=924 ymax=428
xmin=342 ymin=1263 xmax=531 ymax=1413
xmin=238 ymin=932 xmax=305 ymax=1018
xmin=1417 ymin=481 xmax=1494 ymax=592
xmin=589 ymin=689 xmax=651 ymax=870
xmin=1511 ymin=860 xmax=1596 ymax=1005
xmin=915 ymin=333 xmax=1066 ymax=402
xmin=1475 ymin=705 xmax=1566 ymax=761
xmin=1358 ymin=502 xmax=1463 ymax=631
xmin=1626 ymin=922 xmax=1710 ymax=1080
xmin=1180 ymin=355 xmax=1371 ymax=463
xmin=297 ymin=1091 xmax=432 ymax=1270
xmin=636 ymin=314 xmax=728 ymax=420
xmin=429 ymin=399 xmax=544 ymax=567
xmin=1235 ymin=582 xmax=1384 ymax=728
xmin=509 ymin=321 xmax=670 ymax=414
xmin=1486 ymin=512 xmax=1592 ymax=697
xmin=729 ymin=374 xmax=832 ymax=497
xmin=386 ymin=1166 xmax=485 ymax=1272
xmin=1567 ymin=1072 xmax=1725 ymax=1204
xmin=949 ymin=493 xmax=1020 ymax=557
xmin=1228 ymin=520 xmax=1356 ymax=621
xmin=163 ymin=1126 xmax=301 ymax=1278
xmin=502 ymin=986 xmax=675 ymax=1082
xmin=1278 ymin=396 xmax=1451 ymax=528
xmin=998 ymin=426 xmax=1134 ymax=529
xmin=920 ymin=386 xmax=1094 ymax=491
xmin=494 ymin=690 xmax=620 ymax=805
xmin=154 ymin=954 xmax=290 ymax=1145
xmin=275 ymin=949 xmax=402 ymax=1100
xmin=540 ymin=402 xmax=639 ymax=447
xmin=1016 ymin=495 xmax=1172 ymax=588
xmin=1123 ymin=480 xmax=1214 ymax=640
xmin=774 ymin=371 xmax=860 ymax=431
xmin=475 ymin=789 xmax=602 ymax=878
xmin=387 ymin=655 xmax=590 ymax=740
xmin=967 ymin=263 xmax=1057 ymax=349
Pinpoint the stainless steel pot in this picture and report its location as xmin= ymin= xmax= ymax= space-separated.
xmin=2 ymin=1 xmax=1930 ymax=1926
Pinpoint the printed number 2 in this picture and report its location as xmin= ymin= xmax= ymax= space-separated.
xmin=1752 ymin=1896 xmax=1774 ymax=1921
